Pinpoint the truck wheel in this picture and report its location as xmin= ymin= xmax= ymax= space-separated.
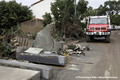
xmin=86 ymin=35 xmax=90 ymax=42
xmin=90 ymin=36 xmax=94 ymax=41
xmin=106 ymin=35 xmax=110 ymax=43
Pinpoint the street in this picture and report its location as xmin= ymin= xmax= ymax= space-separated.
xmin=52 ymin=30 xmax=120 ymax=80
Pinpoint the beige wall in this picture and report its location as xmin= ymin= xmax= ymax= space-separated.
xmin=20 ymin=19 xmax=43 ymax=34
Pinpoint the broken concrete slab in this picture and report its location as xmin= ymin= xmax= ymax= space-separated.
xmin=17 ymin=53 xmax=67 ymax=66
xmin=0 ymin=59 xmax=52 ymax=80
xmin=34 ymin=22 xmax=62 ymax=51
xmin=24 ymin=47 xmax=43 ymax=54
xmin=0 ymin=65 xmax=40 ymax=80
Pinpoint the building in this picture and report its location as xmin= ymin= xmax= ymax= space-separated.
xmin=30 ymin=0 xmax=55 ymax=19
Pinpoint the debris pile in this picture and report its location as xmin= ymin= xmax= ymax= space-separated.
xmin=0 ymin=59 xmax=53 ymax=79
xmin=17 ymin=47 xmax=67 ymax=66
xmin=0 ymin=22 xmax=91 ymax=80
xmin=64 ymin=44 xmax=90 ymax=56
xmin=34 ymin=22 xmax=62 ymax=51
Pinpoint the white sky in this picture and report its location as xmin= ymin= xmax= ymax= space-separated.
xmin=87 ymin=0 xmax=108 ymax=9
xmin=1 ymin=0 xmax=108 ymax=9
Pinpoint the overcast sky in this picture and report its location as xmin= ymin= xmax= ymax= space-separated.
xmin=1 ymin=0 xmax=108 ymax=9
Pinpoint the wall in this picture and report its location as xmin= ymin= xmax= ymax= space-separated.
xmin=19 ymin=19 xmax=43 ymax=34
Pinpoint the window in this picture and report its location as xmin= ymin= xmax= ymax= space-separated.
xmin=90 ymin=18 xmax=108 ymax=24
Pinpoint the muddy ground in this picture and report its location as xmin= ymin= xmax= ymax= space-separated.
xmin=51 ymin=30 xmax=120 ymax=80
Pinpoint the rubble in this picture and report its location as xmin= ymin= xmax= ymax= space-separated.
xmin=17 ymin=47 xmax=67 ymax=66
xmin=65 ymin=44 xmax=90 ymax=56
xmin=86 ymin=45 xmax=90 ymax=51
xmin=34 ymin=22 xmax=62 ymax=51
xmin=66 ymin=49 xmax=73 ymax=55
xmin=0 ymin=65 xmax=41 ymax=80
xmin=68 ymin=64 xmax=81 ymax=71
xmin=24 ymin=47 xmax=43 ymax=54
xmin=17 ymin=53 xmax=67 ymax=66
xmin=0 ymin=59 xmax=53 ymax=79
xmin=85 ymin=61 xmax=93 ymax=64
xmin=76 ymin=51 xmax=85 ymax=56
xmin=0 ymin=20 xmax=92 ymax=80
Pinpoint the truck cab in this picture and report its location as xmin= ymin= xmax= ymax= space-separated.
xmin=85 ymin=16 xmax=111 ymax=43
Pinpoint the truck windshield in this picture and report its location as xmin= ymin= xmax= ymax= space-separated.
xmin=90 ymin=18 xmax=108 ymax=24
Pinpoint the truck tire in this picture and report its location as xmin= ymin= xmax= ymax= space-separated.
xmin=106 ymin=35 xmax=110 ymax=43
xmin=86 ymin=35 xmax=90 ymax=42
xmin=90 ymin=36 xmax=94 ymax=41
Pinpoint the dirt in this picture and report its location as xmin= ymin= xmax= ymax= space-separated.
xmin=50 ymin=30 xmax=120 ymax=80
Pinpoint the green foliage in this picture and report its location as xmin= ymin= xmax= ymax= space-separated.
xmin=43 ymin=12 xmax=52 ymax=27
xmin=103 ymin=0 xmax=120 ymax=25
xmin=104 ymin=0 xmax=120 ymax=15
xmin=50 ymin=0 xmax=75 ymax=37
xmin=77 ymin=0 xmax=88 ymax=19
xmin=77 ymin=0 xmax=88 ymax=14
xmin=80 ymin=22 xmax=86 ymax=29
xmin=84 ymin=6 xmax=96 ymax=16
xmin=110 ymin=15 xmax=120 ymax=25
xmin=96 ymin=5 xmax=107 ymax=15
xmin=0 ymin=42 xmax=6 ymax=56
xmin=87 ymin=0 xmax=120 ymax=25
xmin=0 ymin=43 xmax=5 ymax=52
xmin=43 ymin=0 xmax=88 ymax=38
xmin=0 ymin=0 xmax=34 ymax=33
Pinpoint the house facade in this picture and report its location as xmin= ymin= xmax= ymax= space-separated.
xmin=30 ymin=0 xmax=55 ymax=19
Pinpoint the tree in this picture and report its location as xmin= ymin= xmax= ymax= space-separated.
xmin=84 ymin=6 xmax=97 ymax=17
xmin=77 ymin=0 xmax=88 ymax=19
xmin=43 ymin=12 xmax=52 ymax=27
xmin=51 ymin=0 xmax=75 ymax=37
xmin=0 ymin=0 xmax=34 ymax=34
xmin=96 ymin=5 xmax=107 ymax=15
xmin=95 ymin=0 xmax=120 ymax=25
xmin=110 ymin=15 xmax=120 ymax=25
xmin=43 ymin=0 xmax=88 ymax=38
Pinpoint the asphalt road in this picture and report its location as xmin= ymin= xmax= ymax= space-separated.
xmin=52 ymin=30 xmax=120 ymax=80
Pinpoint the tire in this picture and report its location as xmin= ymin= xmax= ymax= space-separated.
xmin=90 ymin=36 xmax=94 ymax=41
xmin=106 ymin=35 xmax=110 ymax=43
xmin=86 ymin=35 xmax=90 ymax=42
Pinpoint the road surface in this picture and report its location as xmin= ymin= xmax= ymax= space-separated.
xmin=52 ymin=30 xmax=120 ymax=80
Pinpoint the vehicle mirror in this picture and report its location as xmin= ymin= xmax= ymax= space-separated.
xmin=107 ymin=18 xmax=109 ymax=24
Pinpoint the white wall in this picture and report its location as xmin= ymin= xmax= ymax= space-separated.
xmin=30 ymin=0 xmax=55 ymax=19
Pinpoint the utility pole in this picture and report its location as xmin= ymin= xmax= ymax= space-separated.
xmin=75 ymin=0 xmax=77 ymax=16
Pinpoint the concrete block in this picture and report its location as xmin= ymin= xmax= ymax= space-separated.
xmin=34 ymin=23 xmax=62 ymax=51
xmin=0 ymin=65 xmax=40 ymax=80
xmin=24 ymin=47 xmax=43 ymax=54
xmin=0 ymin=59 xmax=53 ymax=80
xmin=17 ymin=53 xmax=67 ymax=66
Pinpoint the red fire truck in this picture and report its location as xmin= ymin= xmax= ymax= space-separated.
xmin=85 ymin=16 xmax=111 ymax=43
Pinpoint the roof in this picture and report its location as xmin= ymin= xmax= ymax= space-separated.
xmin=89 ymin=16 xmax=109 ymax=18
xmin=31 ymin=0 xmax=44 ymax=6
xmin=19 ymin=18 xmax=43 ymax=24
